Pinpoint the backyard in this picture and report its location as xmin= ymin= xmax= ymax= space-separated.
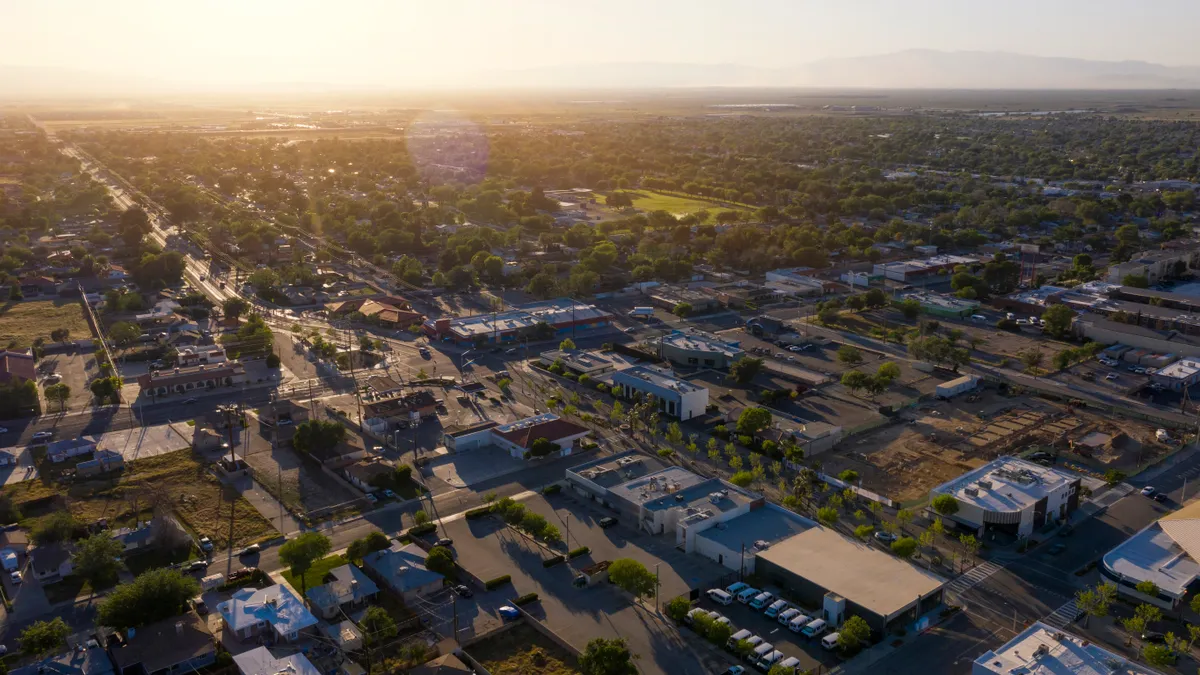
xmin=280 ymin=553 xmax=348 ymax=593
xmin=467 ymin=624 xmax=580 ymax=675
xmin=7 ymin=449 xmax=277 ymax=549
xmin=0 ymin=298 xmax=91 ymax=349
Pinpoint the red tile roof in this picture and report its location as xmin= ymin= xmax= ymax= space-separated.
xmin=492 ymin=418 xmax=588 ymax=449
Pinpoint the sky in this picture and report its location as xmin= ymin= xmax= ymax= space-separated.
xmin=3 ymin=0 xmax=1200 ymax=89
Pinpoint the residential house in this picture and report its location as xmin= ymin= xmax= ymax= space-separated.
xmin=306 ymin=434 xmax=368 ymax=468
xmin=47 ymin=437 xmax=98 ymax=463
xmin=233 ymin=648 xmax=320 ymax=675
xmin=282 ymin=287 xmax=316 ymax=306
xmin=107 ymin=613 xmax=216 ymax=675
xmin=343 ymin=457 xmax=396 ymax=493
xmin=362 ymin=390 xmax=439 ymax=435
xmin=75 ymin=449 xmax=124 ymax=477
xmin=12 ymin=639 xmax=114 ymax=675
xmin=216 ymin=584 xmax=318 ymax=643
xmin=305 ymin=564 xmax=380 ymax=619
xmin=0 ymin=529 xmax=29 ymax=570
xmin=411 ymin=655 xmax=474 ymax=675
xmin=18 ymin=276 xmax=58 ymax=297
xmin=362 ymin=543 xmax=445 ymax=602
xmin=0 ymin=349 xmax=36 ymax=384
xmin=30 ymin=543 xmax=74 ymax=583
xmin=110 ymin=523 xmax=154 ymax=553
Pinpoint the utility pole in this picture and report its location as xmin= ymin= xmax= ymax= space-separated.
xmin=654 ymin=562 xmax=661 ymax=613
xmin=452 ymin=593 xmax=460 ymax=646
xmin=740 ymin=542 xmax=745 ymax=582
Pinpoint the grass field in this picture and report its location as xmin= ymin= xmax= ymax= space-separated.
xmin=469 ymin=623 xmax=580 ymax=675
xmin=281 ymin=553 xmax=349 ymax=594
xmin=604 ymin=189 xmax=749 ymax=221
xmin=8 ymin=449 xmax=276 ymax=550
xmin=0 ymin=299 xmax=91 ymax=349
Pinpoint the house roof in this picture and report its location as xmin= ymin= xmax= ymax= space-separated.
xmin=11 ymin=643 xmax=114 ymax=675
xmin=363 ymin=543 xmax=444 ymax=593
xmin=411 ymin=654 xmax=474 ymax=675
xmin=305 ymin=564 xmax=379 ymax=610
xmin=0 ymin=529 xmax=29 ymax=550
xmin=233 ymin=647 xmax=320 ymax=675
xmin=217 ymin=584 xmax=317 ymax=636
xmin=491 ymin=414 xmax=588 ymax=449
xmin=136 ymin=363 xmax=245 ymax=389
xmin=108 ymin=613 xmax=213 ymax=675
xmin=344 ymin=458 xmax=395 ymax=486
xmin=0 ymin=350 xmax=36 ymax=383
xmin=31 ymin=543 xmax=73 ymax=575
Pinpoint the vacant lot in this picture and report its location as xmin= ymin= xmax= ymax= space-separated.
xmin=241 ymin=425 xmax=361 ymax=517
xmin=468 ymin=624 xmax=580 ymax=675
xmin=7 ymin=449 xmax=276 ymax=549
xmin=0 ymin=299 xmax=91 ymax=349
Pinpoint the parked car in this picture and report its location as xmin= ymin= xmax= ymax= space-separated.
xmin=1142 ymin=631 xmax=1167 ymax=644
xmin=720 ymin=667 xmax=745 ymax=675
xmin=238 ymin=544 xmax=261 ymax=557
xmin=31 ymin=431 xmax=53 ymax=441
xmin=198 ymin=536 xmax=213 ymax=552
xmin=1141 ymin=486 xmax=1158 ymax=497
xmin=1154 ymin=493 xmax=1168 ymax=503
xmin=452 ymin=584 xmax=473 ymax=597
xmin=185 ymin=561 xmax=208 ymax=574
xmin=874 ymin=531 xmax=898 ymax=543
xmin=435 ymin=538 xmax=454 ymax=548
xmin=9 ymin=571 xmax=21 ymax=584
xmin=0 ymin=427 xmax=8 ymax=434
xmin=598 ymin=516 xmax=618 ymax=529
xmin=228 ymin=567 xmax=257 ymax=582
xmin=498 ymin=606 xmax=520 ymax=620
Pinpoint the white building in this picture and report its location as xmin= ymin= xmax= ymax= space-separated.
xmin=1151 ymin=358 xmax=1200 ymax=392
xmin=1102 ymin=501 xmax=1200 ymax=610
xmin=929 ymin=457 xmax=1081 ymax=539
xmin=1107 ymin=247 xmax=1200 ymax=284
xmin=611 ymin=365 xmax=708 ymax=420
xmin=974 ymin=621 xmax=1164 ymax=675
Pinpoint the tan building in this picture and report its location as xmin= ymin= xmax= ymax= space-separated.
xmin=137 ymin=363 xmax=247 ymax=397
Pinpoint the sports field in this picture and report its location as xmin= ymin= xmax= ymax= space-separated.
xmin=0 ymin=298 xmax=91 ymax=349
xmin=604 ymin=189 xmax=748 ymax=221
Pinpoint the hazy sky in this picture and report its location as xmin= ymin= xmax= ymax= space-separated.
xmin=3 ymin=0 xmax=1200 ymax=87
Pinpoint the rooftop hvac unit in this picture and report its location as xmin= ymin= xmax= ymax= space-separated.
xmin=754 ymin=539 xmax=770 ymax=549
xmin=977 ymin=479 xmax=993 ymax=489
xmin=1033 ymin=644 xmax=1049 ymax=658
xmin=964 ymin=487 xmax=979 ymax=497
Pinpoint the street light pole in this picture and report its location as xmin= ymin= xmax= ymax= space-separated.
xmin=654 ymin=562 xmax=660 ymax=613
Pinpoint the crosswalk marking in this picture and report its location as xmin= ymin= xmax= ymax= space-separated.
xmin=945 ymin=560 xmax=1005 ymax=599
xmin=1043 ymin=599 xmax=1082 ymax=629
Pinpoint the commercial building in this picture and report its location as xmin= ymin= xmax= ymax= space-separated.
xmin=538 ymin=349 xmax=633 ymax=377
xmin=441 ymin=421 xmax=499 ymax=452
xmin=136 ymin=362 xmax=247 ymax=397
xmin=930 ymin=458 xmax=1081 ymax=539
xmin=764 ymin=268 xmax=827 ymax=296
xmin=1102 ymin=501 xmax=1200 ymax=609
xmin=423 ymin=298 xmax=612 ymax=346
xmin=873 ymin=254 xmax=977 ymax=283
xmin=1107 ymin=247 xmax=1200 ymax=285
xmin=217 ymin=584 xmax=318 ymax=643
xmin=611 ymin=365 xmax=708 ymax=420
xmin=695 ymin=504 xmax=814 ymax=575
xmin=973 ymin=622 xmax=1165 ymax=675
xmin=176 ymin=345 xmax=226 ymax=367
xmin=898 ymin=290 xmax=980 ymax=318
xmin=1074 ymin=316 xmax=1200 ymax=358
xmin=489 ymin=413 xmax=590 ymax=458
xmin=362 ymin=390 xmax=439 ymax=435
xmin=1152 ymin=358 xmax=1200 ymax=391
xmin=755 ymin=526 xmax=946 ymax=634
xmin=657 ymin=329 xmax=745 ymax=369
xmin=646 ymin=285 xmax=721 ymax=313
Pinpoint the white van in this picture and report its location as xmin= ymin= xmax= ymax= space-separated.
xmin=707 ymin=588 xmax=734 ymax=606
xmin=802 ymin=618 xmax=828 ymax=638
xmin=685 ymin=607 xmax=708 ymax=625
xmin=726 ymin=629 xmax=753 ymax=651
xmin=755 ymin=650 xmax=784 ymax=670
xmin=740 ymin=635 xmax=763 ymax=657
xmin=736 ymin=587 xmax=760 ymax=604
xmin=779 ymin=656 xmax=802 ymax=672
xmin=749 ymin=642 xmax=774 ymax=664
xmin=764 ymin=599 xmax=789 ymax=618
xmin=822 ymin=632 xmax=842 ymax=651
xmin=749 ymin=591 xmax=774 ymax=610
xmin=726 ymin=581 xmax=749 ymax=596
xmin=200 ymin=573 xmax=225 ymax=591
xmin=777 ymin=608 xmax=801 ymax=626
xmin=787 ymin=614 xmax=811 ymax=633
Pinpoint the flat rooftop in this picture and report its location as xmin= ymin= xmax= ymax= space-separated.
xmin=974 ymin=621 xmax=1163 ymax=675
xmin=698 ymin=505 xmax=813 ymax=552
xmin=612 ymin=365 xmax=705 ymax=394
xmin=608 ymin=466 xmax=709 ymax=506
xmin=756 ymin=527 xmax=946 ymax=619
xmin=1103 ymin=521 xmax=1200 ymax=598
xmin=642 ymin=477 xmax=757 ymax=514
xmin=660 ymin=329 xmax=743 ymax=356
xmin=567 ymin=452 xmax=668 ymax=489
xmin=1155 ymin=358 xmax=1200 ymax=380
xmin=445 ymin=298 xmax=610 ymax=337
xmin=900 ymin=290 xmax=980 ymax=311
xmin=540 ymin=349 xmax=635 ymax=373
xmin=931 ymin=457 xmax=1076 ymax=513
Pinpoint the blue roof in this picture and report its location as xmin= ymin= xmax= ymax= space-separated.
xmin=305 ymin=564 xmax=379 ymax=610
xmin=363 ymin=543 xmax=444 ymax=593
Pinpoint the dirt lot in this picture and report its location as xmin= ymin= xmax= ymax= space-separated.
xmin=240 ymin=424 xmax=361 ymax=517
xmin=468 ymin=623 xmax=580 ymax=675
xmin=0 ymin=298 xmax=91 ymax=349
xmin=7 ymin=448 xmax=276 ymax=549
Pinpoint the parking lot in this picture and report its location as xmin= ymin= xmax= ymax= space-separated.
xmin=692 ymin=585 xmax=842 ymax=674
xmin=37 ymin=347 xmax=97 ymax=413
xmin=442 ymin=492 xmax=737 ymax=675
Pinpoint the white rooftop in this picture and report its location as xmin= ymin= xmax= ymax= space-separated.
xmin=612 ymin=365 xmax=704 ymax=394
xmin=660 ymin=329 xmax=743 ymax=356
xmin=931 ymin=457 xmax=1075 ymax=513
xmin=973 ymin=622 xmax=1163 ymax=675
xmin=1155 ymin=358 xmax=1200 ymax=381
xmin=1102 ymin=522 xmax=1200 ymax=599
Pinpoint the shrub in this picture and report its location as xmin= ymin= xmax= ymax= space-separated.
xmin=484 ymin=575 xmax=512 ymax=590
xmin=542 ymin=555 xmax=565 ymax=568
xmin=407 ymin=523 xmax=437 ymax=537
xmin=568 ymin=546 xmax=590 ymax=559
xmin=465 ymin=507 xmax=492 ymax=519
xmin=839 ymin=469 xmax=860 ymax=483
xmin=513 ymin=593 xmax=539 ymax=606
xmin=666 ymin=596 xmax=691 ymax=623
xmin=542 ymin=484 xmax=562 ymax=495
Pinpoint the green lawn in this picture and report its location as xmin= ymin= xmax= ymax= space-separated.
xmin=124 ymin=545 xmax=196 ymax=577
xmin=281 ymin=553 xmax=349 ymax=594
xmin=605 ymin=189 xmax=749 ymax=221
xmin=0 ymin=298 xmax=91 ymax=349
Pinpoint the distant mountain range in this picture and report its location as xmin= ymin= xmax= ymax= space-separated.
xmin=5 ymin=50 xmax=1200 ymax=98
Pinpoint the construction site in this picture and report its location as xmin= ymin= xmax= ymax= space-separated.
xmin=819 ymin=389 xmax=1171 ymax=504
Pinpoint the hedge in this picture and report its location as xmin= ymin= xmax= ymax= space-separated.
xmin=484 ymin=575 xmax=512 ymax=590
xmin=542 ymin=484 xmax=562 ymax=495
xmin=407 ymin=523 xmax=437 ymax=537
xmin=465 ymin=507 xmax=492 ymax=520
xmin=514 ymin=593 xmax=539 ymax=606
xmin=567 ymin=546 xmax=590 ymax=559
xmin=542 ymin=555 xmax=565 ymax=568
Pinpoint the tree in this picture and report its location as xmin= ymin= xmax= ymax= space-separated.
xmin=1135 ymin=580 xmax=1159 ymax=598
xmin=9 ymin=284 xmax=22 ymax=301
xmin=108 ymin=321 xmax=141 ymax=351
xmin=31 ymin=511 xmax=77 ymax=545
xmin=837 ymin=345 xmax=863 ymax=366
xmin=559 ymin=338 xmax=576 ymax=351
xmin=736 ymin=407 xmax=772 ymax=435
xmin=1041 ymin=304 xmax=1075 ymax=339
xmin=1075 ymin=582 xmax=1116 ymax=628
xmin=1142 ymin=643 xmax=1175 ymax=667
xmin=841 ymin=370 xmax=869 ymax=393
xmin=931 ymin=494 xmax=959 ymax=516
xmin=44 ymin=382 xmax=70 ymax=412
xmin=877 ymin=361 xmax=901 ymax=382
xmin=291 ymin=420 xmax=346 ymax=456
xmin=817 ymin=506 xmax=839 ymax=526
xmin=50 ymin=328 xmax=70 ymax=344
xmin=278 ymin=532 xmax=331 ymax=596
xmin=728 ymin=357 xmax=764 ymax=385
xmin=672 ymin=302 xmax=693 ymax=318
xmin=529 ymin=437 xmax=558 ymax=457
xmin=19 ymin=617 xmax=70 ymax=658
xmin=838 ymin=615 xmax=872 ymax=654
xmin=729 ymin=471 xmax=754 ymax=487
xmin=891 ymin=537 xmax=918 ymax=558
xmin=97 ymin=568 xmax=199 ymax=630
xmin=1020 ymin=349 xmax=1044 ymax=374
xmin=665 ymin=596 xmax=691 ymax=623
xmin=118 ymin=206 xmax=152 ymax=244
xmin=854 ymin=524 xmax=875 ymax=540
xmin=360 ymin=605 xmax=398 ymax=647
xmin=222 ymin=297 xmax=250 ymax=322
xmin=899 ymin=298 xmax=921 ymax=320
xmin=608 ymin=558 xmax=657 ymax=598
xmin=73 ymin=531 xmax=125 ymax=588
xmin=1122 ymin=274 xmax=1150 ymax=288
xmin=425 ymin=546 xmax=456 ymax=579
xmin=579 ymin=637 xmax=637 ymax=675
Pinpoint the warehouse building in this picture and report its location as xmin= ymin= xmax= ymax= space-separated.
xmin=873 ymin=254 xmax=976 ymax=283
xmin=538 ymin=349 xmax=634 ymax=377
xmin=611 ymin=365 xmax=708 ymax=420
xmin=930 ymin=458 xmax=1081 ymax=539
xmin=1102 ymin=501 xmax=1200 ymax=610
xmin=1151 ymin=358 xmax=1200 ymax=392
xmin=898 ymin=290 xmax=980 ymax=318
xmin=973 ymin=622 xmax=1163 ymax=675
xmin=422 ymin=298 xmax=611 ymax=345
xmin=657 ymin=329 xmax=745 ymax=369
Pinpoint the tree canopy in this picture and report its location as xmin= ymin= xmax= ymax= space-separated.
xmin=97 ymin=568 xmax=200 ymax=630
